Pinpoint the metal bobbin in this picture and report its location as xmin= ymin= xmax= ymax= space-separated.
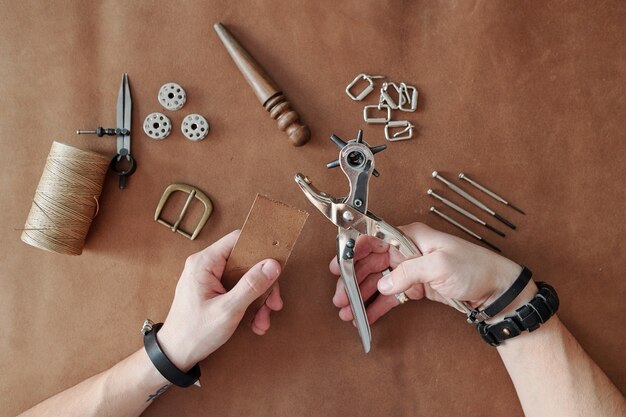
xmin=181 ymin=114 xmax=209 ymax=141
xmin=158 ymin=82 xmax=187 ymax=111
xmin=143 ymin=112 xmax=172 ymax=140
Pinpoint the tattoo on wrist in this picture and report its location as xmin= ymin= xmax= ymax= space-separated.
xmin=147 ymin=384 xmax=172 ymax=402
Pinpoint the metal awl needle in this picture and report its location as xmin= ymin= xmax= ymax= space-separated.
xmin=427 ymin=189 xmax=505 ymax=237
xmin=431 ymin=171 xmax=516 ymax=230
xmin=430 ymin=207 xmax=501 ymax=252
xmin=458 ymin=173 xmax=526 ymax=215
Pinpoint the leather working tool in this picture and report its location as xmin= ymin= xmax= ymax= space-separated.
xmin=458 ymin=172 xmax=526 ymax=215
xmin=429 ymin=206 xmax=501 ymax=252
xmin=154 ymin=183 xmax=213 ymax=240
xmin=77 ymin=74 xmax=136 ymax=189
xmin=432 ymin=171 xmax=516 ymax=230
xmin=295 ymin=130 xmax=472 ymax=353
xmin=427 ymin=189 xmax=506 ymax=237
xmin=214 ymin=22 xmax=310 ymax=147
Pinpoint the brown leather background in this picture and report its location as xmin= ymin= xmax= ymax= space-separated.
xmin=1 ymin=1 xmax=624 ymax=416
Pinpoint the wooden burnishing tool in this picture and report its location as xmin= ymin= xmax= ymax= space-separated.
xmin=214 ymin=22 xmax=311 ymax=147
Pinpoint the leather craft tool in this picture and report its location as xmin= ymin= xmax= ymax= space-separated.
xmin=77 ymin=74 xmax=136 ymax=189
xmin=295 ymin=130 xmax=472 ymax=353
xmin=458 ymin=173 xmax=526 ymax=215
xmin=154 ymin=183 xmax=213 ymax=240
xmin=427 ymin=189 xmax=505 ymax=237
xmin=222 ymin=194 xmax=308 ymax=323
xmin=432 ymin=171 xmax=516 ymax=230
xmin=214 ymin=22 xmax=310 ymax=147
xmin=430 ymin=207 xmax=501 ymax=253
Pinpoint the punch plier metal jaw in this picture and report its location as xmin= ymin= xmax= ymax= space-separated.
xmin=295 ymin=131 xmax=471 ymax=353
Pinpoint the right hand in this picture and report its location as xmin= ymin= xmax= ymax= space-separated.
xmin=330 ymin=222 xmax=536 ymax=324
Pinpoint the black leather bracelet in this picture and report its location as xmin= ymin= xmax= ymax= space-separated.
xmin=476 ymin=281 xmax=559 ymax=346
xmin=142 ymin=321 xmax=201 ymax=388
xmin=467 ymin=265 xmax=532 ymax=323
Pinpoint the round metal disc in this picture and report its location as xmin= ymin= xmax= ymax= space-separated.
xmin=181 ymin=114 xmax=209 ymax=141
xmin=158 ymin=82 xmax=186 ymax=111
xmin=143 ymin=112 xmax=172 ymax=140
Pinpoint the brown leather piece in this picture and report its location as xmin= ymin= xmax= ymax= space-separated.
xmin=222 ymin=194 xmax=308 ymax=321
xmin=0 ymin=1 xmax=624 ymax=417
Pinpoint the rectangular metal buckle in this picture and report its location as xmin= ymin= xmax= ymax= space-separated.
xmin=154 ymin=183 xmax=213 ymax=240
xmin=379 ymin=82 xmax=404 ymax=109
xmin=398 ymin=83 xmax=418 ymax=112
xmin=363 ymin=104 xmax=391 ymax=124
xmin=345 ymin=73 xmax=384 ymax=101
xmin=384 ymin=120 xmax=415 ymax=141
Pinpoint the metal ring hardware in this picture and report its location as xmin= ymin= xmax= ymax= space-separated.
xmin=384 ymin=120 xmax=415 ymax=141
xmin=345 ymin=73 xmax=385 ymax=101
xmin=363 ymin=104 xmax=391 ymax=124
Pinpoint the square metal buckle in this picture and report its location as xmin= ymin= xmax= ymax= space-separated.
xmin=154 ymin=183 xmax=213 ymax=240
xmin=398 ymin=83 xmax=418 ymax=112
xmin=379 ymin=82 xmax=404 ymax=109
xmin=363 ymin=104 xmax=391 ymax=124
xmin=345 ymin=73 xmax=384 ymax=101
xmin=384 ymin=120 xmax=415 ymax=141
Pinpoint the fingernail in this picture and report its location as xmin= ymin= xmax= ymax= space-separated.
xmin=378 ymin=276 xmax=393 ymax=292
xmin=262 ymin=261 xmax=279 ymax=280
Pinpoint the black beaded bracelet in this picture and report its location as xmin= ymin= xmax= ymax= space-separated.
xmin=476 ymin=282 xmax=559 ymax=346
xmin=142 ymin=320 xmax=201 ymax=388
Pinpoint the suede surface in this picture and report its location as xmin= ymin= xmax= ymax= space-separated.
xmin=0 ymin=1 xmax=624 ymax=416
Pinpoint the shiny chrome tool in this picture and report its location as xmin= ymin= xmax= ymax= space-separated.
xmin=432 ymin=171 xmax=516 ymax=230
xmin=429 ymin=207 xmax=501 ymax=253
xmin=77 ymin=74 xmax=135 ymax=189
xmin=427 ymin=189 xmax=505 ymax=237
xmin=295 ymin=131 xmax=472 ymax=353
xmin=458 ymin=173 xmax=526 ymax=215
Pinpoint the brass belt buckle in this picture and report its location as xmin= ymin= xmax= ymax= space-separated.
xmin=155 ymin=183 xmax=213 ymax=240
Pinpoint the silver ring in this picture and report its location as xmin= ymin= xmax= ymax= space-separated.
xmin=395 ymin=292 xmax=410 ymax=305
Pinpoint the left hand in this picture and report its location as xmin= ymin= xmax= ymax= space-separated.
xmin=157 ymin=230 xmax=283 ymax=371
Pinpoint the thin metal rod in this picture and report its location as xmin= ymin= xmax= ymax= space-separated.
xmin=427 ymin=189 xmax=505 ymax=237
xmin=458 ymin=173 xmax=526 ymax=215
xmin=430 ymin=207 xmax=501 ymax=252
xmin=431 ymin=171 xmax=516 ymax=230
xmin=172 ymin=190 xmax=196 ymax=232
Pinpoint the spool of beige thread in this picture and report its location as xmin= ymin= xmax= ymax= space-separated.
xmin=21 ymin=141 xmax=110 ymax=255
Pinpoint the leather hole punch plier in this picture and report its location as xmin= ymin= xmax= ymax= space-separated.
xmin=295 ymin=130 xmax=472 ymax=353
xmin=77 ymin=74 xmax=136 ymax=189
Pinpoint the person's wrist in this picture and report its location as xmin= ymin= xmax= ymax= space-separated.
xmin=485 ymin=280 xmax=538 ymax=324
xmin=474 ymin=259 xmax=523 ymax=309
xmin=155 ymin=323 xmax=198 ymax=372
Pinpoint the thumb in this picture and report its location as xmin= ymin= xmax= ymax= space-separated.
xmin=227 ymin=259 xmax=281 ymax=310
xmin=377 ymin=254 xmax=437 ymax=295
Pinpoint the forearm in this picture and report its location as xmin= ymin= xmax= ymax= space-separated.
xmin=20 ymin=348 xmax=171 ymax=417
xmin=498 ymin=315 xmax=625 ymax=417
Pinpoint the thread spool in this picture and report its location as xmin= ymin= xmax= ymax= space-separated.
xmin=21 ymin=141 xmax=110 ymax=255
